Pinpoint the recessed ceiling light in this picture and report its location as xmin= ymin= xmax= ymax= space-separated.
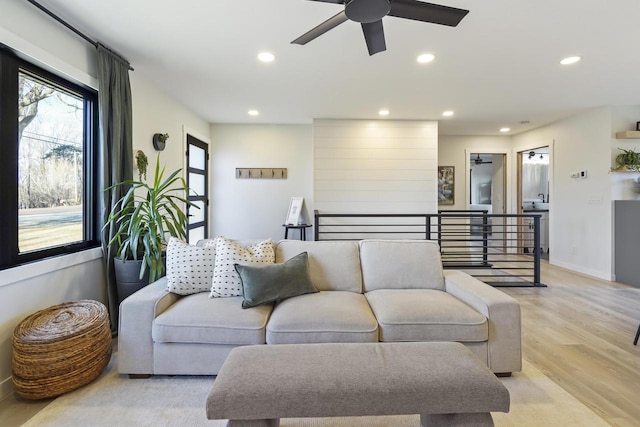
xmin=378 ymin=109 xmax=390 ymax=116
xmin=257 ymin=52 xmax=275 ymax=63
xmin=560 ymin=56 xmax=581 ymax=65
xmin=248 ymin=110 xmax=259 ymax=116
xmin=500 ymin=127 xmax=511 ymax=132
xmin=417 ymin=53 xmax=435 ymax=64
xmin=442 ymin=110 xmax=454 ymax=117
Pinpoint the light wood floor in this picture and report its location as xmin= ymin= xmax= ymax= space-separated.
xmin=500 ymin=261 xmax=640 ymax=427
xmin=1 ymin=260 xmax=639 ymax=426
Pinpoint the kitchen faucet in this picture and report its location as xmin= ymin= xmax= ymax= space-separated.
xmin=537 ymin=193 xmax=546 ymax=203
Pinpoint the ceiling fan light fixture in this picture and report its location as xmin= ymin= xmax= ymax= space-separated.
xmin=345 ymin=0 xmax=391 ymax=23
xmin=292 ymin=1 xmax=469 ymax=56
xmin=417 ymin=53 xmax=435 ymax=64
xmin=560 ymin=56 xmax=581 ymax=65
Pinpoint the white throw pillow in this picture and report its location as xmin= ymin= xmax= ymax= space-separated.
xmin=165 ymin=237 xmax=216 ymax=295
xmin=210 ymin=237 xmax=275 ymax=298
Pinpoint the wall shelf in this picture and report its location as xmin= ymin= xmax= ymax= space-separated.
xmin=615 ymin=131 xmax=640 ymax=139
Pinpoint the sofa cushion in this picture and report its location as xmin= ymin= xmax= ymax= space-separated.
xmin=359 ymin=240 xmax=445 ymax=292
xmin=210 ymin=237 xmax=275 ymax=298
xmin=235 ymin=252 xmax=318 ymax=309
xmin=165 ymin=237 xmax=216 ymax=295
xmin=152 ymin=293 xmax=273 ymax=345
xmin=365 ymin=289 xmax=488 ymax=342
xmin=275 ymin=240 xmax=362 ymax=292
xmin=266 ymin=291 xmax=378 ymax=344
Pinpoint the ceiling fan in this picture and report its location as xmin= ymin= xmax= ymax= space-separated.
xmin=292 ymin=0 xmax=469 ymax=56
xmin=473 ymin=154 xmax=492 ymax=165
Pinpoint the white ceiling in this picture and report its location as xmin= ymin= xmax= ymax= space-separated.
xmin=36 ymin=0 xmax=640 ymax=135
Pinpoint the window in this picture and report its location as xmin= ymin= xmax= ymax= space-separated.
xmin=0 ymin=48 xmax=99 ymax=269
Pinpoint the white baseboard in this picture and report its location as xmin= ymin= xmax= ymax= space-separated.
xmin=551 ymin=260 xmax=613 ymax=281
xmin=1 ymin=375 xmax=14 ymax=400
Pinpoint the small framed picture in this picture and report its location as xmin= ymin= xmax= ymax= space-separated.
xmin=636 ymin=121 xmax=640 ymax=131
xmin=438 ymin=166 xmax=455 ymax=205
xmin=285 ymin=197 xmax=304 ymax=225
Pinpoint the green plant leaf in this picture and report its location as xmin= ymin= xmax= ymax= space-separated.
xmin=103 ymin=153 xmax=196 ymax=283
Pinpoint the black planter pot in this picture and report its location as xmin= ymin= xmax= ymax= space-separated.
xmin=113 ymin=258 xmax=149 ymax=305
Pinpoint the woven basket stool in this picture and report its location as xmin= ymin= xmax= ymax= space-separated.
xmin=12 ymin=300 xmax=112 ymax=400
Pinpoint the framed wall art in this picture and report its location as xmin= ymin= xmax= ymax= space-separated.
xmin=438 ymin=166 xmax=455 ymax=205
xmin=285 ymin=197 xmax=304 ymax=225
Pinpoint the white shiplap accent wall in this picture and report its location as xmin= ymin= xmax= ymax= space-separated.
xmin=314 ymin=119 xmax=438 ymax=213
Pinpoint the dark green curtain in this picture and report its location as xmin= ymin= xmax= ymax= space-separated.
xmin=97 ymin=43 xmax=133 ymax=334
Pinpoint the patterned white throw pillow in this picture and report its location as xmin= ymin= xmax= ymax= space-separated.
xmin=210 ymin=237 xmax=275 ymax=298
xmin=165 ymin=237 xmax=216 ymax=295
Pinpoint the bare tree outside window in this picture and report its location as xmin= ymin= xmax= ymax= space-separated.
xmin=18 ymin=72 xmax=84 ymax=253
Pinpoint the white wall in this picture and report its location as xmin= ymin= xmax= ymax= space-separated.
xmin=0 ymin=0 xmax=211 ymax=398
xmin=314 ymin=119 xmax=438 ymax=213
xmin=0 ymin=0 xmax=97 ymax=88
xmin=211 ymin=124 xmax=313 ymax=241
xmin=513 ymin=107 xmax=613 ymax=280
xmin=438 ymin=136 xmax=513 ymax=211
xmin=130 ymin=73 xmax=211 ymax=187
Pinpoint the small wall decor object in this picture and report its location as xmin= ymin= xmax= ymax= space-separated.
xmin=236 ymin=168 xmax=287 ymax=179
xmin=438 ymin=166 xmax=455 ymax=205
xmin=134 ymin=150 xmax=148 ymax=180
xmin=152 ymin=133 xmax=169 ymax=151
xmin=285 ymin=197 xmax=304 ymax=225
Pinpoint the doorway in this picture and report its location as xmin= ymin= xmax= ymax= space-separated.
xmin=186 ymin=134 xmax=209 ymax=243
xmin=517 ymin=146 xmax=549 ymax=258
xmin=469 ymin=153 xmax=507 ymax=250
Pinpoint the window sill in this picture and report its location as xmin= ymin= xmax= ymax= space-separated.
xmin=0 ymin=247 xmax=103 ymax=288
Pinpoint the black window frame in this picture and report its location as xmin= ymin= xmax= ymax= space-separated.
xmin=0 ymin=47 xmax=100 ymax=270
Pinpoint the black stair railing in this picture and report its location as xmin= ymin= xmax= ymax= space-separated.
xmin=313 ymin=210 xmax=545 ymax=287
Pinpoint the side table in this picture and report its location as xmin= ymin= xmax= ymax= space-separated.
xmin=283 ymin=224 xmax=312 ymax=240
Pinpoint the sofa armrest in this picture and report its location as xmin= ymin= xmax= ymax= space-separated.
xmin=117 ymin=278 xmax=181 ymax=375
xmin=444 ymin=270 xmax=522 ymax=374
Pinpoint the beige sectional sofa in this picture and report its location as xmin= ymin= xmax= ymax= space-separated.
xmin=118 ymin=239 xmax=522 ymax=376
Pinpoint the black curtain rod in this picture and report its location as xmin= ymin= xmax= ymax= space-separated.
xmin=26 ymin=0 xmax=134 ymax=71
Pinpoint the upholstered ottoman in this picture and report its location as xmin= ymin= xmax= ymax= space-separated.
xmin=12 ymin=300 xmax=112 ymax=400
xmin=206 ymin=342 xmax=509 ymax=427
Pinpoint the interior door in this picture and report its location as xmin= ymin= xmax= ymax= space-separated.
xmin=491 ymin=154 xmax=507 ymax=252
xmin=186 ymin=134 xmax=209 ymax=243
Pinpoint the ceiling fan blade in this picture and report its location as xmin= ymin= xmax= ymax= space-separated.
xmin=362 ymin=20 xmax=386 ymax=56
xmin=291 ymin=11 xmax=349 ymax=45
xmin=389 ymin=0 xmax=469 ymax=27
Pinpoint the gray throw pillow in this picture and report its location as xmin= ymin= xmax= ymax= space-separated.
xmin=234 ymin=252 xmax=318 ymax=309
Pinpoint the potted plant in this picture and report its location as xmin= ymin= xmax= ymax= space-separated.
xmin=134 ymin=150 xmax=148 ymax=180
xmin=611 ymin=147 xmax=640 ymax=172
xmin=153 ymin=133 xmax=169 ymax=151
xmin=104 ymin=155 xmax=194 ymax=302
